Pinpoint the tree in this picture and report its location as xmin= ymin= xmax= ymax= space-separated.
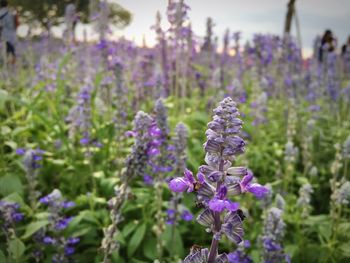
xmin=10 ymin=0 xmax=131 ymax=30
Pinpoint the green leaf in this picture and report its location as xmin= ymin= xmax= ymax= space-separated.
xmin=0 ymin=250 xmax=6 ymax=262
xmin=122 ymin=222 xmax=138 ymax=238
xmin=0 ymin=175 xmax=23 ymax=196
xmin=0 ymin=88 xmax=9 ymax=110
xmin=22 ymin=221 xmax=49 ymax=239
xmin=127 ymin=223 xmax=147 ymax=257
xmin=111 ymin=251 xmax=125 ymax=263
xmin=340 ymin=242 xmax=350 ymax=257
xmin=318 ymin=223 xmax=332 ymax=241
xmin=163 ymin=225 xmax=184 ymax=256
xmin=143 ymin=236 xmax=157 ymax=260
xmin=8 ymin=238 xmax=25 ymax=260
xmin=285 ymin=244 xmax=299 ymax=258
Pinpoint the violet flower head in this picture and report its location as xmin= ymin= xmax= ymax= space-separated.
xmin=125 ymin=111 xmax=154 ymax=178
xmin=21 ymin=148 xmax=44 ymax=208
xmin=39 ymin=189 xmax=79 ymax=261
xmin=297 ymin=183 xmax=313 ymax=218
xmin=168 ymin=97 xmax=269 ymax=263
xmin=260 ymin=199 xmax=290 ymax=263
xmin=169 ymin=169 xmax=195 ymax=193
xmin=227 ymin=239 xmax=252 ymax=263
xmin=0 ymin=201 xmax=24 ymax=228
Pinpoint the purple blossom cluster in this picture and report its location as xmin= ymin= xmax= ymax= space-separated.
xmin=0 ymin=201 xmax=24 ymax=234
xmin=37 ymin=189 xmax=79 ymax=262
xmin=101 ymin=111 xmax=154 ymax=261
xmin=260 ymin=203 xmax=290 ymax=263
xmin=17 ymin=148 xmax=44 ymax=208
xmin=169 ymin=97 xmax=268 ymax=262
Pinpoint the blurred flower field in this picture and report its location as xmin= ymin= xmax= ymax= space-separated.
xmin=1 ymin=1 xmax=350 ymax=262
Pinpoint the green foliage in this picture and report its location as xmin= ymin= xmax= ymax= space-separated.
xmin=11 ymin=0 xmax=132 ymax=29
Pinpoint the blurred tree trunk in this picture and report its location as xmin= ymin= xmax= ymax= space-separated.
xmin=284 ymin=0 xmax=296 ymax=33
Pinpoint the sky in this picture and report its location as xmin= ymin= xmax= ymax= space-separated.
xmin=113 ymin=0 xmax=350 ymax=57
xmin=18 ymin=0 xmax=350 ymax=57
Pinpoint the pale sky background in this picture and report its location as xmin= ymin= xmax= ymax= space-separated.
xmin=113 ymin=0 xmax=350 ymax=57
xmin=19 ymin=0 xmax=350 ymax=57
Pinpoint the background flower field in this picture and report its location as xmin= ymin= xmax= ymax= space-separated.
xmin=1 ymin=0 xmax=350 ymax=262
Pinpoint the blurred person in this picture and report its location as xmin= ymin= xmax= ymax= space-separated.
xmin=0 ymin=0 xmax=17 ymax=64
xmin=341 ymin=36 xmax=350 ymax=75
xmin=64 ymin=3 xmax=79 ymax=44
xmin=318 ymin=29 xmax=337 ymax=63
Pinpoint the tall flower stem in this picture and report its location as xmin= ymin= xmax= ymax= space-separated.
xmin=208 ymin=158 xmax=224 ymax=263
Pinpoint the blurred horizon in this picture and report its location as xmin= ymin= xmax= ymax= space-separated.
xmin=17 ymin=0 xmax=350 ymax=58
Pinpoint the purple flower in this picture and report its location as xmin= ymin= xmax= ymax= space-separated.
xmin=181 ymin=210 xmax=193 ymax=221
xmin=0 ymin=201 xmax=23 ymax=225
xmin=143 ymin=174 xmax=154 ymax=185
xmin=147 ymin=147 xmax=160 ymax=156
xmin=125 ymin=130 xmax=136 ymax=137
xmin=62 ymin=201 xmax=75 ymax=208
xmin=208 ymin=186 xmax=240 ymax=212
xmin=16 ymin=148 xmax=26 ymax=155
xmin=55 ymin=217 xmax=73 ymax=230
xmin=80 ymin=137 xmax=90 ymax=145
xmin=64 ymin=246 xmax=75 ymax=256
xmin=43 ymin=236 xmax=56 ymax=245
xmin=12 ymin=212 xmax=24 ymax=222
xmin=149 ymin=125 xmax=162 ymax=137
xmin=168 ymin=169 xmax=195 ymax=193
xmin=166 ymin=209 xmax=176 ymax=225
xmin=263 ymin=238 xmax=282 ymax=252
xmin=240 ymin=171 xmax=269 ymax=199
xmin=67 ymin=237 xmax=80 ymax=245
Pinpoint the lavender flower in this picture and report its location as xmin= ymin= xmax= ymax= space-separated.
xmin=250 ymin=92 xmax=268 ymax=126
xmin=260 ymin=196 xmax=289 ymax=263
xmin=334 ymin=181 xmax=350 ymax=205
xmin=297 ymin=183 xmax=313 ymax=218
xmin=18 ymin=148 xmax=44 ymax=208
xmin=113 ymin=61 xmax=129 ymax=134
xmin=101 ymin=111 xmax=154 ymax=262
xmin=169 ymin=98 xmax=268 ymax=263
xmin=151 ymin=99 xmax=172 ymax=260
xmin=66 ymin=85 xmax=93 ymax=147
xmin=0 ymin=201 xmax=23 ymax=233
xmin=343 ymin=135 xmax=350 ymax=159
xmin=228 ymin=240 xmax=252 ymax=263
xmin=39 ymin=189 xmax=79 ymax=261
